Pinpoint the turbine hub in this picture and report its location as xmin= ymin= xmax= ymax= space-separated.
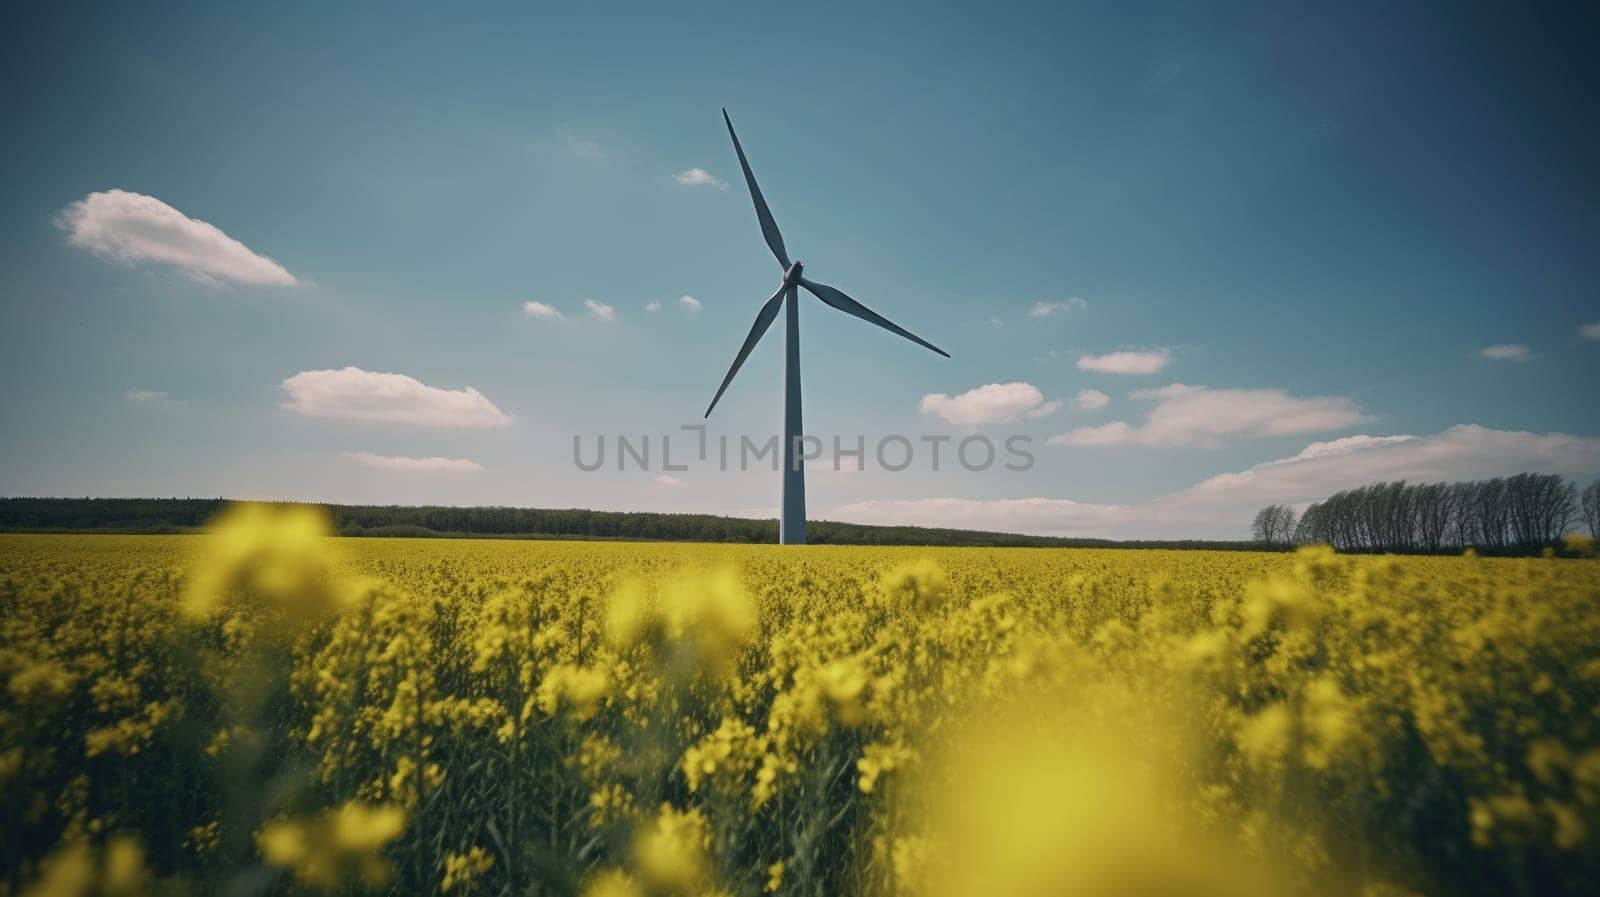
xmin=782 ymin=260 xmax=804 ymax=287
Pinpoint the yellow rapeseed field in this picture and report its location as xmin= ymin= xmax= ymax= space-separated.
xmin=2 ymin=505 xmax=1598 ymax=896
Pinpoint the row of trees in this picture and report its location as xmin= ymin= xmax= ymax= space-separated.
xmin=0 ymin=497 xmax=1272 ymax=550
xmin=1255 ymin=475 xmax=1600 ymax=554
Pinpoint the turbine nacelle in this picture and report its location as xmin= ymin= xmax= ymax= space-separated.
xmin=781 ymin=260 xmax=804 ymax=287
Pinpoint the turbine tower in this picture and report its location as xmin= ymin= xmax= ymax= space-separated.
xmin=705 ymin=109 xmax=949 ymax=545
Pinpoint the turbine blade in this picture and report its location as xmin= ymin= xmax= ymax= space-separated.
xmin=799 ymin=277 xmax=950 ymax=358
xmin=723 ymin=109 xmax=790 ymax=268
xmin=705 ymin=286 xmax=787 ymax=417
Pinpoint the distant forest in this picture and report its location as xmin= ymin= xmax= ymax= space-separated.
xmin=0 ymin=497 xmax=1269 ymax=551
xmin=1253 ymin=473 xmax=1600 ymax=556
xmin=7 ymin=483 xmax=1596 ymax=554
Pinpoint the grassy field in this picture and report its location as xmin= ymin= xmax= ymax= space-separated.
xmin=2 ymin=509 xmax=1598 ymax=896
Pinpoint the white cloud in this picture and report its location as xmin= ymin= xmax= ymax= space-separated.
xmin=1048 ymin=421 xmax=1134 ymax=446
xmin=654 ymin=475 xmax=685 ymax=488
xmin=583 ymin=299 xmax=616 ymax=322
xmin=986 ymin=316 xmax=1004 ymax=327
xmin=678 ymin=294 xmax=702 ymax=312
xmin=1480 ymin=343 xmax=1531 ymax=361
xmin=125 ymin=388 xmax=171 ymax=403
xmin=1076 ymin=349 xmax=1170 ymax=374
xmin=281 ymin=367 xmax=512 ymax=428
xmin=1280 ymin=434 xmax=1419 ymax=462
xmin=60 ymin=189 xmax=298 ymax=287
xmin=835 ymin=425 xmax=1600 ymax=539
xmin=523 ymin=301 xmax=564 ymax=320
xmin=342 ymin=452 xmax=486 ymax=474
xmin=1177 ymin=424 xmax=1599 ymax=513
xmin=1030 ymin=402 xmax=1065 ymax=419
xmin=1048 ymin=383 xmax=1371 ymax=448
xmin=646 ymin=301 xmax=663 ymax=313
xmin=674 ymin=168 xmax=727 ymax=189
xmin=1581 ymin=322 xmax=1600 ymax=340
xmin=919 ymin=382 xmax=1062 ymax=426
xmin=1027 ymin=298 xmax=1088 ymax=317
xmin=1069 ymin=388 xmax=1109 ymax=411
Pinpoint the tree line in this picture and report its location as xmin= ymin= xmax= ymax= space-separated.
xmin=0 ymin=497 xmax=1269 ymax=551
xmin=1254 ymin=474 xmax=1600 ymax=555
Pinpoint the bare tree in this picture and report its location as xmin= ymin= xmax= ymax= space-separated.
xmin=1252 ymin=504 xmax=1297 ymax=546
xmin=1413 ymin=483 xmax=1452 ymax=552
xmin=1584 ymin=479 xmax=1600 ymax=540
xmin=1437 ymin=483 xmax=1462 ymax=548
xmin=1475 ymin=478 xmax=1509 ymax=550
xmin=1275 ymin=505 xmax=1299 ymax=545
xmin=1294 ymin=502 xmax=1323 ymax=544
xmin=1449 ymin=481 xmax=1479 ymax=548
xmin=1506 ymin=473 xmax=1577 ymax=546
xmin=1252 ymin=505 xmax=1278 ymax=544
xmin=1547 ymin=477 xmax=1577 ymax=542
xmin=1506 ymin=473 xmax=1538 ymax=547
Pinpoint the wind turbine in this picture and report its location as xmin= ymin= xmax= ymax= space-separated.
xmin=705 ymin=109 xmax=949 ymax=545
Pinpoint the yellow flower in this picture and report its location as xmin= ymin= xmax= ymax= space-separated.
xmin=257 ymin=801 xmax=407 ymax=890
xmin=20 ymin=841 xmax=93 ymax=897
xmin=441 ymin=846 xmax=495 ymax=892
xmin=330 ymin=802 xmax=407 ymax=853
xmin=1302 ymin=676 xmax=1363 ymax=769
xmin=660 ymin=568 xmax=755 ymax=668
xmin=102 ymin=836 xmax=148 ymax=895
xmin=582 ymin=869 xmax=645 ymax=897
xmin=608 ymin=568 xmax=754 ymax=675
xmin=817 ymin=657 xmax=868 ymax=726
xmin=857 ymin=742 xmax=915 ymax=794
xmin=0 ymin=746 xmax=23 ymax=786
xmin=681 ymin=717 xmax=760 ymax=793
xmin=890 ymin=836 xmax=932 ymax=894
xmin=183 ymin=502 xmax=348 ymax=626
xmin=18 ymin=836 xmax=148 ymax=897
xmin=877 ymin=558 xmax=949 ymax=612
xmin=536 ymin=663 xmax=612 ymax=721
xmin=1237 ymin=703 xmax=1293 ymax=769
xmin=605 ymin=577 xmax=650 ymax=648
xmin=632 ymin=804 xmax=712 ymax=895
xmin=8 ymin=660 xmax=75 ymax=706
xmin=257 ymin=819 xmax=311 ymax=868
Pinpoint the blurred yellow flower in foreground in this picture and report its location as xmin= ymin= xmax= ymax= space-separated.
xmin=632 ymin=803 xmax=713 ymax=895
xmin=607 ymin=568 xmax=754 ymax=674
xmin=582 ymin=868 xmax=645 ymax=897
xmin=183 ymin=502 xmax=348 ymax=626
xmin=20 ymin=835 xmax=148 ymax=897
xmin=537 ymin=663 xmax=613 ymax=720
xmin=257 ymin=800 xmax=406 ymax=891
xmin=877 ymin=558 xmax=950 ymax=612
xmin=8 ymin=659 xmax=75 ymax=707
xmin=915 ymin=698 xmax=1287 ymax=897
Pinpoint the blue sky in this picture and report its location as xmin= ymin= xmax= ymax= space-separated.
xmin=2 ymin=1 xmax=1597 ymax=537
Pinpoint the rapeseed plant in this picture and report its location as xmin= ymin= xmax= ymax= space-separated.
xmin=1 ymin=529 xmax=1595 ymax=895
